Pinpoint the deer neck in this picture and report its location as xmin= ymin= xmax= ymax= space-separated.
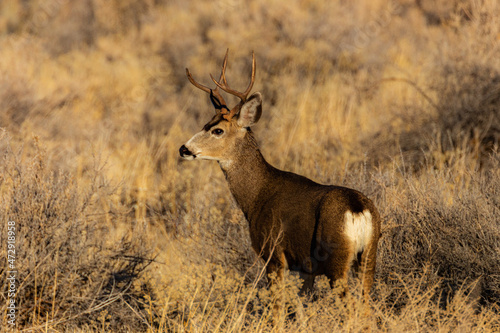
xmin=219 ymin=132 xmax=274 ymax=217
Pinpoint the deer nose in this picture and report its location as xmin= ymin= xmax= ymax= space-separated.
xmin=179 ymin=145 xmax=193 ymax=158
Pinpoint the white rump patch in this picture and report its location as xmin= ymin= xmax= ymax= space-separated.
xmin=344 ymin=210 xmax=373 ymax=256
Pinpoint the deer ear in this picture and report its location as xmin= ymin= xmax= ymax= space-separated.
xmin=237 ymin=92 xmax=262 ymax=127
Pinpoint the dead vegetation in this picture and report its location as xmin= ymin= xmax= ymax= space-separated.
xmin=0 ymin=0 xmax=499 ymax=331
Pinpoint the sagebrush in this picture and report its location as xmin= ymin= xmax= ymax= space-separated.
xmin=1 ymin=0 xmax=499 ymax=331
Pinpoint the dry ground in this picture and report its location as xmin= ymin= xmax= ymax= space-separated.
xmin=0 ymin=0 xmax=499 ymax=331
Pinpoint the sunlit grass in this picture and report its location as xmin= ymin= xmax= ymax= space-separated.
xmin=0 ymin=0 xmax=499 ymax=331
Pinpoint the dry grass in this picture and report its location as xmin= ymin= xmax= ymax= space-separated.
xmin=1 ymin=0 xmax=499 ymax=331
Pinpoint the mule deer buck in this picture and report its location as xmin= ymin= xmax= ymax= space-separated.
xmin=180 ymin=50 xmax=381 ymax=301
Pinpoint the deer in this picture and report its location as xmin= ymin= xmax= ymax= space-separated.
xmin=179 ymin=50 xmax=381 ymax=306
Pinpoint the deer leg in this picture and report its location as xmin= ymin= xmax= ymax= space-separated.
xmin=325 ymin=249 xmax=352 ymax=299
xmin=299 ymin=272 xmax=315 ymax=296
xmin=359 ymin=241 xmax=378 ymax=300
xmin=266 ymin=253 xmax=285 ymax=286
xmin=266 ymin=252 xmax=286 ymax=322
xmin=353 ymin=242 xmax=378 ymax=323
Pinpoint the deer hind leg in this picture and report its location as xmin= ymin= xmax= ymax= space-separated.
xmin=298 ymin=271 xmax=315 ymax=296
xmin=358 ymin=239 xmax=378 ymax=299
xmin=350 ymin=238 xmax=378 ymax=296
xmin=351 ymin=241 xmax=377 ymax=323
xmin=324 ymin=246 xmax=352 ymax=298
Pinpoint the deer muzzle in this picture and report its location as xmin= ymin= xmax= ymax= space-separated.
xmin=179 ymin=145 xmax=195 ymax=160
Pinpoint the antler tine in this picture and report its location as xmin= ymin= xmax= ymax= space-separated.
xmin=218 ymin=48 xmax=229 ymax=86
xmin=210 ymin=51 xmax=256 ymax=103
xmin=185 ymin=68 xmax=211 ymax=94
xmin=186 ymin=51 xmax=230 ymax=111
xmin=245 ymin=51 xmax=256 ymax=97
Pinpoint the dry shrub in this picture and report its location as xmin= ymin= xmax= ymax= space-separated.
xmin=359 ymin=1 xmax=500 ymax=171
xmin=0 ymin=0 xmax=154 ymax=54
xmin=378 ymin=153 xmax=500 ymax=308
xmin=1 ymin=0 xmax=500 ymax=331
xmin=0 ymin=134 xmax=153 ymax=331
xmin=424 ymin=1 xmax=500 ymax=169
xmin=0 ymin=75 xmax=34 ymax=130
xmin=431 ymin=63 xmax=500 ymax=168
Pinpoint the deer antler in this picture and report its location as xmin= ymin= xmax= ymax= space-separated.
xmin=185 ymin=49 xmax=229 ymax=112
xmin=186 ymin=50 xmax=256 ymax=121
xmin=210 ymin=51 xmax=256 ymax=103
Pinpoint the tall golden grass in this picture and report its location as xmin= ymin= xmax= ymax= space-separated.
xmin=1 ymin=0 xmax=499 ymax=331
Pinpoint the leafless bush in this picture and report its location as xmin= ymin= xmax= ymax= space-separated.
xmin=1 ymin=0 xmax=500 ymax=330
xmin=377 ymin=153 xmax=500 ymax=308
xmin=432 ymin=63 xmax=500 ymax=166
xmin=0 ymin=77 xmax=34 ymax=130
xmin=0 ymin=135 xmax=154 ymax=331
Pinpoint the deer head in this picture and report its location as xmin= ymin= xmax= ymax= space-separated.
xmin=179 ymin=50 xmax=262 ymax=165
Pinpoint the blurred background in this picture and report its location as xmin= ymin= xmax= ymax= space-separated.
xmin=1 ymin=0 xmax=499 ymax=331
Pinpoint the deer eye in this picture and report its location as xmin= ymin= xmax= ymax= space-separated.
xmin=211 ymin=128 xmax=224 ymax=136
